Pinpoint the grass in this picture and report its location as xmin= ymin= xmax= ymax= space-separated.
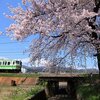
xmin=0 ymin=85 xmax=44 ymax=100
xmin=0 ymin=72 xmax=45 ymax=100
xmin=10 ymin=85 xmax=44 ymax=100
xmin=0 ymin=73 xmax=40 ymax=77
xmin=77 ymin=84 xmax=100 ymax=100
xmin=76 ymin=74 xmax=100 ymax=100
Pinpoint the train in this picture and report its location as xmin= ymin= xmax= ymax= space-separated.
xmin=0 ymin=59 xmax=22 ymax=73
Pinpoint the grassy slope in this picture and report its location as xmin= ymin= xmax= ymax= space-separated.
xmin=77 ymin=74 xmax=100 ymax=100
xmin=0 ymin=85 xmax=44 ymax=100
xmin=77 ymin=84 xmax=100 ymax=100
xmin=0 ymin=73 xmax=44 ymax=100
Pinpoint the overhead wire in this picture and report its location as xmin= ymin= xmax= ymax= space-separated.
xmin=0 ymin=34 xmax=30 ymax=55
xmin=0 ymin=41 xmax=30 ymax=44
xmin=0 ymin=51 xmax=24 ymax=53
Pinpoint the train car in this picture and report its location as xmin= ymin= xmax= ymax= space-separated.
xmin=0 ymin=59 xmax=22 ymax=73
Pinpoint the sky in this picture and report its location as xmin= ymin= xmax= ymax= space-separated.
xmin=0 ymin=0 xmax=32 ymax=65
xmin=0 ymin=0 xmax=98 ymax=70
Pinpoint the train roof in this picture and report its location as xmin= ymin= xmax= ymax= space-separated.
xmin=0 ymin=59 xmax=21 ymax=62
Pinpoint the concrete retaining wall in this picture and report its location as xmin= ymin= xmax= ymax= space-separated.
xmin=28 ymin=89 xmax=47 ymax=100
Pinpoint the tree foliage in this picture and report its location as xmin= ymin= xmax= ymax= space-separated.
xmin=6 ymin=0 xmax=100 ymax=70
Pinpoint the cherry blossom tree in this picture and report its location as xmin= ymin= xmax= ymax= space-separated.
xmin=6 ymin=0 xmax=100 ymax=73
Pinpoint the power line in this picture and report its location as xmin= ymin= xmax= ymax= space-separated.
xmin=0 ymin=51 xmax=28 ymax=54
xmin=0 ymin=41 xmax=30 ymax=44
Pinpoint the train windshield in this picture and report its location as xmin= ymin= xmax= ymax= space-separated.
xmin=16 ymin=61 xmax=22 ymax=65
xmin=16 ymin=61 xmax=19 ymax=64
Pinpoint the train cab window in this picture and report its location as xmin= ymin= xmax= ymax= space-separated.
xmin=20 ymin=61 xmax=22 ymax=65
xmin=16 ymin=61 xmax=19 ymax=64
xmin=8 ymin=62 xmax=10 ymax=65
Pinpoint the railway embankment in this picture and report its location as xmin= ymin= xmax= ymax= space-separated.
xmin=0 ymin=73 xmax=44 ymax=100
xmin=0 ymin=73 xmax=40 ymax=85
xmin=0 ymin=76 xmax=38 ymax=85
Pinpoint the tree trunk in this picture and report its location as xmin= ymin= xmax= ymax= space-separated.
xmin=97 ymin=49 xmax=100 ymax=75
xmin=90 ymin=0 xmax=100 ymax=74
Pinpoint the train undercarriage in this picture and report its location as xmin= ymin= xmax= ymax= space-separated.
xmin=0 ymin=69 xmax=21 ymax=73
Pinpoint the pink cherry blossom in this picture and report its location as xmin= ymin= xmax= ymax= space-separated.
xmin=6 ymin=0 xmax=100 ymax=72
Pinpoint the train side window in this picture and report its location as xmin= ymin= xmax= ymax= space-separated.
xmin=13 ymin=62 xmax=15 ymax=65
xmin=8 ymin=62 xmax=10 ymax=65
xmin=3 ymin=62 xmax=4 ymax=65
xmin=5 ymin=62 xmax=7 ymax=65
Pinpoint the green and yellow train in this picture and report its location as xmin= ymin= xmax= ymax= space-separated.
xmin=0 ymin=59 xmax=22 ymax=73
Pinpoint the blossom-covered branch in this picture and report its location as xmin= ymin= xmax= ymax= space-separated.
xmin=5 ymin=0 xmax=100 ymax=72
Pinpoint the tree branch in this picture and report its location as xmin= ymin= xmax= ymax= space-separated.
xmin=93 ymin=0 xmax=100 ymax=12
